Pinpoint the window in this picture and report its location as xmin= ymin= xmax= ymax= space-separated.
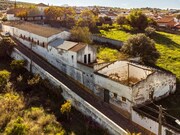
xmin=122 ymin=96 xmax=126 ymax=102
xmin=28 ymin=37 xmax=30 ymax=41
xmin=37 ymin=40 xmax=39 ymax=45
xmin=31 ymin=38 xmax=34 ymax=42
xmin=42 ymin=42 xmax=45 ymax=47
xmin=88 ymin=54 xmax=91 ymax=63
xmin=20 ymin=34 xmax=22 ymax=38
xmin=84 ymin=55 xmax=87 ymax=64
xmin=72 ymin=55 xmax=74 ymax=60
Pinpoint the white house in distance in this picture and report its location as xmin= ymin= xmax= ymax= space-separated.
xmin=6 ymin=3 xmax=48 ymax=21
xmin=36 ymin=3 xmax=49 ymax=15
xmin=2 ymin=21 xmax=178 ymax=134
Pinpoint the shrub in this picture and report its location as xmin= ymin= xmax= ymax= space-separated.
xmin=27 ymin=74 xmax=41 ymax=86
xmin=121 ymin=34 xmax=160 ymax=64
xmin=0 ymin=70 xmax=11 ymax=90
xmin=145 ymin=26 xmax=156 ymax=37
xmin=60 ymin=100 xmax=71 ymax=120
xmin=5 ymin=117 xmax=28 ymax=135
xmin=10 ymin=60 xmax=26 ymax=71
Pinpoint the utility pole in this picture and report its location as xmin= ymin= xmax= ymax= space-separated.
xmin=158 ymin=105 xmax=163 ymax=135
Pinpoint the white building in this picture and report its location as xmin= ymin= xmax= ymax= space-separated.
xmin=2 ymin=21 xmax=178 ymax=134
xmin=6 ymin=3 xmax=48 ymax=21
xmin=36 ymin=3 xmax=48 ymax=16
xmin=94 ymin=61 xmax=176 ymax=118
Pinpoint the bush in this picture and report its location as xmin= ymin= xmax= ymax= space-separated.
xmin=0 ymin=70 xmax=11 ymax=90
xmin=5 ymin=117 xmax=28 ymax=135
xmin=10 ymin=60 xmax=26 ymax=71
xmin=145 ymin=26 xmax=156 ymax=37
xmin=116 ymin=16 xmax=127 ymax=25
xmin=60 ymin=100 xmax=71 ymax=120
xmin=120 ymin=24 xmax=136 ymax=32
xmin=121 ymin=34 xmax=160 ymax=64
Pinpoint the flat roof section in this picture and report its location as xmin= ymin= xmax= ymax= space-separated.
xmin=3 ymin=21 xmax=63 ymax=38
xmin=49 ymin=38 xmax=78 ymax=51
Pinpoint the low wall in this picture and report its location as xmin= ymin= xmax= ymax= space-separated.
xmin=132 ymin=109 xmax=180 ymax=135
xmin=92 ymin=35 xmax=123 ymax=49
xmin=11 ymin=48 xmax=127 ymax=135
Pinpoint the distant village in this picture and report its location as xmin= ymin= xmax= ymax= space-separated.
xmin=0 ymin=1 xmax=180 ymax=135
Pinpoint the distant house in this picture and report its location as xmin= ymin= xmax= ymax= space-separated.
xmin=6 ymin=3 xmax=48 ymax=21
xmin=6 ymin=8 xmax=27 ymax=21
xmin=36 ymin=3 xmax=48 ymax=15
xmin=157 ymin=16 xmax=176 ymax=28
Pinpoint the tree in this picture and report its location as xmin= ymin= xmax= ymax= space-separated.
xmin=70 ymin=26 xmax=92 ymax=44
xmin=0 ymin=37 xmax=15 ymax=59
xmin=28 ymin=6 xmax=40 ymax=16
xmin=116 ymin=16 xmax=127 ymax=25
xmin=60 ymin=100 xmax=71 ymax=121
xmin=77 ymin=9 xmax=97 ymax=30
xmin=121 ymin=34 xmax=160 ymax=64
xmin=127 ymin=10 xmax=148 ymax=31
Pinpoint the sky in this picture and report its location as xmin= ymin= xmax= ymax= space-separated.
xmin=18 ymin=0 xmax=180 ymax=9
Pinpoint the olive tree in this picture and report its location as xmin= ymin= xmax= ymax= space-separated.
xmin=121 ymin=34 xmax=160 ymax=64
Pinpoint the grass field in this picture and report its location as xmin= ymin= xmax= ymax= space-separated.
xmin=100 ymin=29 xmax=180 ymax=81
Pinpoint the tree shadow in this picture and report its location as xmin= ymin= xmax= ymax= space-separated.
xmin=152 ymin=32 xmax=180 ymax=49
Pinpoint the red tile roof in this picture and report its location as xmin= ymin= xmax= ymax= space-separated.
xmin=157 ymin=16 xmax=174 ymax=23
xmin=69 ymin=43 xmax=86 ymax=52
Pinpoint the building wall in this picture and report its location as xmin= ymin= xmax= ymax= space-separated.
xmin=132 ymin=110 xmax=179 ymax=135
xmin=77 ymin=45 xmax=97 ymax=64
xmin=132 ymin=72 xmax=176 ymax=105
xmin=7 ymin=14 xmax=20 ymax=21
xmin=10 ymin=48 xmax=127 ymax=135
xmin=94 ymin=73 xmax=132 ymax=113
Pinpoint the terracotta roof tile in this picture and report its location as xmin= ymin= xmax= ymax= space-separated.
xmin=69 ymin=43 xmax=86 ymax=52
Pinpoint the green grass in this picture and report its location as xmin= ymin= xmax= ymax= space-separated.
xmin=100 ymin=29 xmax=131 ymax=42
xmin=100 ymin=29 xmax=180 ymax=81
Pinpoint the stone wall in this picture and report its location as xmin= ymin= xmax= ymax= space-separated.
xmin=10 ymin=48 xmax=127 ymax=135
xmin=92 ymin=34 xmax=123 ymax=49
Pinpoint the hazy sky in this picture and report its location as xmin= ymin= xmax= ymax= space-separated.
xmin=18 ymin=0 xmax=180 ymax=9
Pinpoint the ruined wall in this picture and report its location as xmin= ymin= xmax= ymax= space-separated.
xmin=94 ymin=73 xmax=132 ymax=113
xmin=132 ymin=109 xmax=179 ymax=135
xmin=97 ymin=61 xmax=128 ymax=80
xmin=132 ymin=72 xmax=176 ymax=105
xmin=11 ymin=48 xmax=127 ymax=135
xmin=129 ymin=64 xmax=152 ymax=82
